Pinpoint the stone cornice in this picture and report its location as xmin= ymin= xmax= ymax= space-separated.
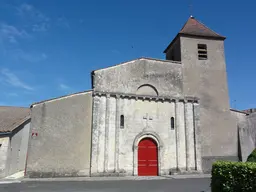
xmin=93 ymin=91 xmax=199 ymax=103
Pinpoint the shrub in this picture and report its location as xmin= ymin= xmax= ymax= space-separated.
xmin=247 ymin=149 xmax=256 ymax=162
xmin=211 ymin=161 xmax=256 ymax=192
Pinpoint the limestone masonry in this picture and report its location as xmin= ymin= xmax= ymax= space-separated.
xmin=2 ymin=16 xmax=253 ymax=178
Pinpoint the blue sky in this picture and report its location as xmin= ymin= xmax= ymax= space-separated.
xmin=0 ymin=0 xmax=255 ymax=110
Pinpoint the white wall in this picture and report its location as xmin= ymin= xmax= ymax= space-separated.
xmin=91 ymin=94 xmax=201 ymax=176
xmin=0 ymin=137 xmax=10 ymax=178
xmin=6 ymin=121 xmax=30 ymax=176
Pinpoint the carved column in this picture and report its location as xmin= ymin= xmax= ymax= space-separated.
xmin=185 ymin=102 xmax=195 ymax=170
xmin=91 ymin=95 xmax=100 ymax=175
xmin=104 ymin=94 xmax=110 ymax=172
xmin=169 ymin=100 xmax=177 ymax=171
xmin=193 ymin=103 xmax=202 ymax=172
xmin=107 ymin=96 xmax=116 ymax=172
xmin=175 ymin=100 xmax=186 ymax=171
xmin=97 ymin=96 xmax=106 ymax=173
xmin=115 ymin=95 xmax=120 ymax=173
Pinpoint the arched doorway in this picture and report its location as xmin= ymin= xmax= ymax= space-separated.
xmin=138 ymin=138 xmax=158 ymax=176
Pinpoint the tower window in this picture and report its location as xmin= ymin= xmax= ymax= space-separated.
xmin=120 ymin=115 xmax=124 ymax=128
xmin=198 ymin=44 xmax=207 ymax=60
xmin=171 ymin=117 xmax=175 ymax=130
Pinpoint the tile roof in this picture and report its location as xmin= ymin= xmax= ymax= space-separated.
xmin=164 ymin=16 xmax=225 ymax=53
xmin=0 ymin=106 xmax=30 ymax=133
xmin=179 ymin=16 xmax=226 ymax=39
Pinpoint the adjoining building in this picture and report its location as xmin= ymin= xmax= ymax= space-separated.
xmin=0 ymin=106 xmax=30 ymax=178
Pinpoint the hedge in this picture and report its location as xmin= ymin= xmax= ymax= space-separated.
xmin=247 ymin=149 xmax=256 ymax=162
xmin=211 ymin=161 xmax=256 ymax=192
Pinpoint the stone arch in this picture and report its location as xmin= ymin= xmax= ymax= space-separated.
xmin=133 ymin=131 xmax=163 ymax=176
xmin=136 ymin=84 xmax=158 ymax=96
xmin=133 ymin=131 xmax=163 ymax=150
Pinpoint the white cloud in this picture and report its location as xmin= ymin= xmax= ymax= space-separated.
xmin=17 ymin=3 xmax=49 ymax=21
xmin=111 ymin=49 xmax=121 ymax=54
xmin=59 ymin=83 xmax=70 ymax=90
xmin=0 ymin=23 xmax=30 ymax=43
xmin=6 ymin=93 xmax=18 ymax=97
xmin=15 ymin=3 xmax=71 ymax=33
xmin=0 ymin=23 xmax=47 ymax=63
xmin=1 ymin=69 xmax=33 ymax=90
xmin=32 ymin=23 xmax=49 ymax=32
xmin=10 ymin=49 xmax=48 ymax=63
xmin=18 ymin=3 xmax=34 ymax=12
xmin=17 ymin=3 xmax=50 ymax=32
xmin=57 ymin=16 xmax=70 ymax=29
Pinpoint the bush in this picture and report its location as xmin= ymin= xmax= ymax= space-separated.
xmin=211 ymin=161 xmax=256 ymax=192
xmin=247 ymin=149 xmax=256 ymax=162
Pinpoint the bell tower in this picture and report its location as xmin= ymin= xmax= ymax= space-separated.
xmin=164 ymin=16 xmax=238 ymax=173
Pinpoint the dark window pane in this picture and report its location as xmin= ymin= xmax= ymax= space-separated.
xmin=120 ymin=115 xmax=124 ymax=128
xmin=171 ymin=117 xmax=175 ymax=130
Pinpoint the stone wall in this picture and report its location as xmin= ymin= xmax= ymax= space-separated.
xmin=166 ymin=38 xmax=181 ymax=62
xmin=0 ymin=121 xmax=30 ymax=178
xmin=6 ymin=121 xmax=31 ymax=176
xmin=0 ymin=136 xmax=9 ymax=178
xmin=230 ymin=109 xmax=247 ymax=124
xmin=238 ymin=112 xmax=256 ymax=162
xmin=91 ymin=92 xmax=201 ymax=176
xmin=26 ymin=91 xmax=92 ymax=178
xmin=180 ymin=36 xmax=238 ymax=173
xmin=92 ymin=58 xmax=183 ymax=98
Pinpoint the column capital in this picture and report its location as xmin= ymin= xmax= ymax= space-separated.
xmin=116 ymin=94 xmax=120 ymax=99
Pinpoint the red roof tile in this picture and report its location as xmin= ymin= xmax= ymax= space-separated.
xmin=179 ymin=16 xmax=225 ymax=39
xmin=164 ymin=16 xmax=225 ymax=53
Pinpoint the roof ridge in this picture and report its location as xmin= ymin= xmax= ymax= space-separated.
xmin=31 ymin=90 xmax=93 ymax=107
xmin=191 ymin=17 xmax=224 ymax=38
xmin=230 ymin=108 xmax=249 ymax=115
xmin=140 ymin=57 xmax=181 ymax=64
xmin=92 ymin=57 xmax=181 ymax=73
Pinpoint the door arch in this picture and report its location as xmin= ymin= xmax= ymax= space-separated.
xmin=138 ymin=138 xmax=158 ymax=176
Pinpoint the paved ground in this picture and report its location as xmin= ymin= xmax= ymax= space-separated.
xmin=0 ymin=178 xmax=211 ymax=192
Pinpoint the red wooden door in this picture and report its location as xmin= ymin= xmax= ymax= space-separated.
xmin=138 ymin=138 xmax=158 ymax=176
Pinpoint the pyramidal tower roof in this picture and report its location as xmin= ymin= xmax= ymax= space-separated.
xmin=179 ymin=16 xmax=225 ymax=38
xmin=164 ymin=16 xmax=226 ymax=53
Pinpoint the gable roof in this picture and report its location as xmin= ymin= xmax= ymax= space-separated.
xmin=164 ymin=16 xmax=226 ymax=53
xmin=0 ymin=106 xmax=30 ymax=133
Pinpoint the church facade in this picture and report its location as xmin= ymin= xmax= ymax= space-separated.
xmin=90 ymin=59 xmax=201 ymax=176
xmin=25 ymin=16 xmax=238 ymax=177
